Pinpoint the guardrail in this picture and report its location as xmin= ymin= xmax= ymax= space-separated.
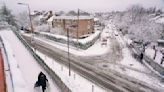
xmin=0 ymin=36 xmax=14 ymax=92
xmin=12 ymin=30 xmax=71 ymax=92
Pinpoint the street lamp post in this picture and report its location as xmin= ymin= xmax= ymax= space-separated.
xmin=77 ymin=9 xmax=79 ymax=43
xmin=76 ymin=9 xmax=80 ymax=49
xmin=67 ymin=28 xmax=71 ymax=76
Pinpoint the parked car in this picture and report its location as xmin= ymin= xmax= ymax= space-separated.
xmin=20 ymin=26 xmax=30 ymax=33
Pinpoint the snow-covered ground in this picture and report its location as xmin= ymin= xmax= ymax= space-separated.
xmin=1 ymin=18 xmax=164 ymax=92
xmin=102 ymin=23 xmax=164 ymax=89
xmin=105 ymin=47 xmax=164 ymax=89
xmin=24 ymin=30 xmax=111 ymax=56
xmin=24 ymin=22 xmax=164 ymax=89
xmin=110 ymin=23 xmax=164 ymax=88
xmin=35 ymin=50 xmax=107 ymax=92
xmin=0 ymin=30 xmax=60 ymax=92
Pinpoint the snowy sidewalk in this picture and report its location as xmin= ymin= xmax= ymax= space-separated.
xmin=0 ymin=30 xmax=60 ymax=92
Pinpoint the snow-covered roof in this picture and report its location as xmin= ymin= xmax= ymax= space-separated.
xmin=94 ymin=18 xmax=99 ymax=21
xmin=47 ymin=16 xmax=54 ymax=22
xmin=30 ymin=12 xmax=35 ymax=16
xmin=53 ymin=16 xmax=93 ymax=20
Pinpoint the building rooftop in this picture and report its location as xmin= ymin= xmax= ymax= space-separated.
xmin=94 ymin=18 xmax=99 ymax=21
xmin=49 ymin=16 xmax=93 ymax=20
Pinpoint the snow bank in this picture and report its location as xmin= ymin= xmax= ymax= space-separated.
xmin=121 ymin=48 xmax=146 ymax=70
xmin=1 ymin=35 xmax=29 ymax=92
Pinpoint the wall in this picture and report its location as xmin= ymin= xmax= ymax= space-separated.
xmin=52 ymin=18 xmax=94 ymax=38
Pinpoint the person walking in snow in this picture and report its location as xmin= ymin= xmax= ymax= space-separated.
xmin=140 ymin=52 xmax=144 ymax=63
xmin=153 ymin=45 xmax=157 ymax=60
xmin=35 ymin=72 xmax=48 ymax=92
xmin=161 ymin=54 xmax=164 ymax=65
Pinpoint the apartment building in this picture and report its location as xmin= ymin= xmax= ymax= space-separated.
xmin=48 ymin=16 xmax=94 ymax=38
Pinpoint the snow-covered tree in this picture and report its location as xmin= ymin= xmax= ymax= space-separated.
xmin=0 ymin=4 xmax=17 ymax=27
xmin=112 ymin=5 xmax=164 ymax=43
xmin=147 ymin=7 xmax=156 ymax=14
xmin=126 ymin=5 xmax=146 ymax=24
xmin=16 ymin=11 xmax=30 ymax=28
xmin=56 ymin=11 xmax=65 ymax=16
xmin=128 ymin=20 xmax=163 ymax=42
xmin=66 ymin=10 xmax=77 ymax=16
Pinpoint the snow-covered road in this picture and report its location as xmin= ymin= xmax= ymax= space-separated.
xmin=0 ymin=30 xmax=60 ymax=92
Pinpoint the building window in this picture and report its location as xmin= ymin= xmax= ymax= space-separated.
xmin=87 ymin=25 xmax=90 ymax=30
xmin=57 ymin=24 xmax=61 ymax=27
xmin=88 ymin=20 xmax=90 ymax=23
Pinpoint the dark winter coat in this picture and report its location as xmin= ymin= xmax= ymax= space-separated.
xmin=40 ymin=75 xmax=47 ymax=87
xmin=38 ymin=72 xmax=48 ymax=87
xmin=140 ymin=52 xmax=143 ymax=61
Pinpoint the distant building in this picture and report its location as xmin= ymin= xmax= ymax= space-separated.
xmin=32 ymin=11 xmax=53 ymax=23
xmin=48 ymin=16 xmax=94 ymax=38
xmin=31 ymin=11 xmax=43 ymax=17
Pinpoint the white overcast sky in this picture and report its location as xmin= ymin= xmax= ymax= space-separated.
xmin=0 ymin=0 xmax=164 ymax=13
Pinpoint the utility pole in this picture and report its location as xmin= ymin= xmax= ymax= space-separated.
xmin=77 ymin=9 xmax=80 ymax=48
xmin=67 ymin=28 xmax=71 ymax=76
xmin=27 ymin=5 xmax=33 ymax=33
